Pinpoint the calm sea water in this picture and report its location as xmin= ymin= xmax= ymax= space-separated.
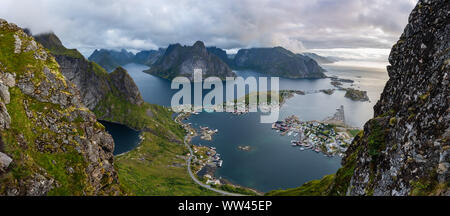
xmin=120 ymin=63 xmax=388 ymax=192
xmin=99 ymin=120 xmax=141 ymax=155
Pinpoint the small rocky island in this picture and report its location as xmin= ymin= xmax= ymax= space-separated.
xmin=238 ymin=146 xmax=252 ymax=152
xmin=328 ymin=76 xmax=370 ymax=102
xmin=199 ymin=126 xmax=218 ymax=141
xmin=344 ymin=88 xmax=369 ymax=102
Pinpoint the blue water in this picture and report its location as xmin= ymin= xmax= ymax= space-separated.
xmin=122 ymin=63 xmax=388 ymax=192
xmin=99 ymin=120 xmax=141 ymax=155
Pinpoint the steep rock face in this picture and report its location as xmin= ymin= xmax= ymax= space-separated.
xmin=234 ymin=47 xmax=326 ymax=79
xmin=110 ymin=67 xmax=144 ymax=105
xmin=35 ymin=33 xmax=144 ymax=110
xmin=267 ymin=0 xmax=449 ymax=197
xmin=53 ymin=55 xmax=111 ymax=110
xmin=0 ymin=19 xmax=121 ymax=195
xmin=145 ymin=41 xmax=235 ymax=80
xmin=207 ymin=46 xmax=234 ymax=66
xmin=346 ymin=0 xmax=449 ymax=196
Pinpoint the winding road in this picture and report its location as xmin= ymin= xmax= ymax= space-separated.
xmin=184 ymin=136 xmax=245 ymax=196
xmin=177 ymin=114 xmax=244 ymax=196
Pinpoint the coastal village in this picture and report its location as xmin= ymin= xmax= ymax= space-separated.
xmin=174 ymin=87 xmax=363 ymax=188
xmin=175 ymin=112 xmax=224 ymax=186
xmin=272 ymin=106 xmax=360 ymax=157
xmin=191 ymin=145 xmax=223 ymax=185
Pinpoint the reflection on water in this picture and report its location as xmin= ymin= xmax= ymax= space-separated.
xmin=122 ymin=63 xmax=388 ymax=192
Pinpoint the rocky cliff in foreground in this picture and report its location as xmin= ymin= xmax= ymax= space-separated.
xmin=34 ymin=30 xmax=208 ymax=196
xmin=0 ymin=19 xmax=121 ymax=195
xmin=145 ymin=41 xmax=235 ymax=80
xmin=346 ymin=0 xmax=449 ymax=196
xmin=268 ymin=0 xmax=449 ymax=196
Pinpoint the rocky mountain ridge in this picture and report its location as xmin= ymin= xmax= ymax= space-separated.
xmin=34 ymin=33 xmax=144 ymax=111
xmin=0 ymin=19 xmax=122 ymax=195
xmin=267 ymin=0 xmax=449 ymax=196
xmin=145 ymin=41 xmax=235 ymax=80
xmin=89 ymin=42 xmax=327 ymax=80
xmin=234 ymin=47 xmax=326 ymax=79
xmin=88 ymin=48 xmax=165 ymax=72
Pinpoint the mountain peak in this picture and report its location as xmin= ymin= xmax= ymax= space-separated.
xmin=234 ymin=46 xmax=326 ymax=79
xmin=34 ymin=32 xmax=63 ymax=48
xmin=193 ymin=40 xmax=205 ymax=48
xmin=146 ymin=41 xmax=234 ymax=80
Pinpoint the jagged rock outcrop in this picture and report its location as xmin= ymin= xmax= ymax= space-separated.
xmin=110 ymin=67 xmax=144 ymax=105
xmin=0 ymin=19 xmax=121 ymax=195
xmin=145 ymin=41 xmax=235 ymax=80
xmin=0 ymin=152 xmax=12 ymax=172
xmin=234 ymin=47 xmax=326 ymax=79
xmin=34 ymin=33 xmax=144 ymax=110
xmin=346 ymin=0 xmax=449 ymax=196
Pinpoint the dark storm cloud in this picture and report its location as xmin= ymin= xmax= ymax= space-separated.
xmin=0 ymin=0 xmax=417 ymax=59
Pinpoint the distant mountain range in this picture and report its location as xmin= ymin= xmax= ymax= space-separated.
xmin=303 ymin=52 xmax=339 ymax=64
xmin=233 ymin=47 xmax=326 ymax=79
xmin=89 ymin=44 xmax=329 ymax=79
xmin=88 ymin=48 xmax=165 ymax=72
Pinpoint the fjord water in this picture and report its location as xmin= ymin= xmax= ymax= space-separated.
xmin=122 ymin=63 xmax=388 ymax=192
xmin=99 ymin=120 xmax=141 ymax=155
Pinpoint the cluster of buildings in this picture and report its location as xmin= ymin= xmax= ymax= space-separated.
xmin=272 ymin=115 xmax=354 ymax=157
xmin=192 ymin=145 xmax=223 ymax=185
xmin=204 ymin=174 xmax=221 ymax=185
xmin=199 ymin=126 xmax=218 ymax=141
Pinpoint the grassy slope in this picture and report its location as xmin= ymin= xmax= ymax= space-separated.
xmin=94 ymin=92 xmax=217 ymax=195
xmin=44 ymin=44 xmax=217 ymax=195
xmin=0 ymin=26 xmax=120 ymax=195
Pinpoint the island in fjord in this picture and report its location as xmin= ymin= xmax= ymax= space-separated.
xmin=144 ymin=41 xmax=235 ymax=80
xmin=89 ymin=42 xmax=327 ymax=80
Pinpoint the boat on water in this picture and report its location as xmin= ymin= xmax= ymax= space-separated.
xmin=300 ymin=148 xmax=305 ymax=151
xmin=287 ymin=131 xmax=293 ymax=136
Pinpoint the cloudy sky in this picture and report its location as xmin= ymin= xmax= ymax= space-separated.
xmin=1 ymin=0 xmax=417 ymax=67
